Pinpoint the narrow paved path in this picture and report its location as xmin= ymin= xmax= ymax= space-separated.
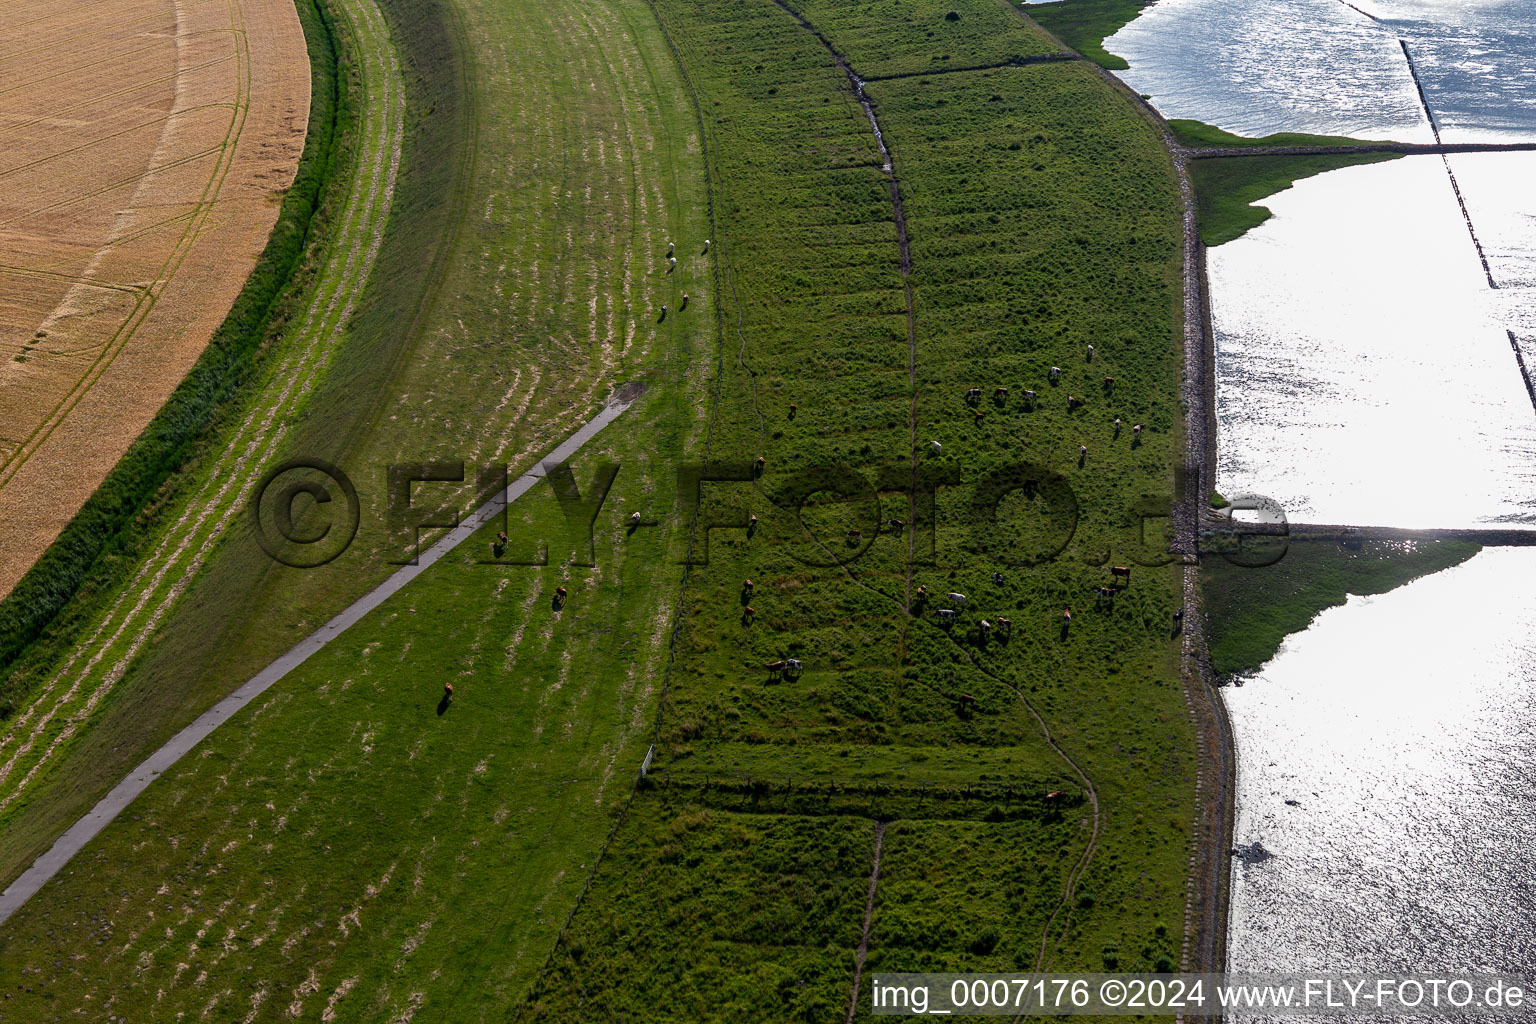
xmin=0 ymin=384 xmax=645 ymax=927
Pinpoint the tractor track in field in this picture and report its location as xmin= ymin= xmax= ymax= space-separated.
xmin=0 ymin=0 xmax=404 ymax=831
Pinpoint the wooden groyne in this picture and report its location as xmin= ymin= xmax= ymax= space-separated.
xmin=1509 ymin=331 xmax=1536 ymax=419
xmin=1397 ymin=39 xmax=1500 ymax=288
xmin=1288 ymin=523 xmax=1536 ymax=546
xmin=1185 ymin=140 xmax=1536 ymax=159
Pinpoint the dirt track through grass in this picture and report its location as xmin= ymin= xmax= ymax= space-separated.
xmin=521 ymin=3 xmax=1194 ymax=1017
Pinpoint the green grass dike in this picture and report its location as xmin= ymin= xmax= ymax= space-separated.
xmin=522 ymin=0 xmax=1192 ymax=1018
xmin=1 ymin=0 xmax=1199 ymax=1017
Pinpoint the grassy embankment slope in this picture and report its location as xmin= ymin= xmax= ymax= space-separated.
xmin=1022 ymin=7 xmax=1451 ymax=662
xmin=521 ymin=0 xmax=1193 ymax=1018
xmin=0 ymin=0 xmax=716 ymax=1015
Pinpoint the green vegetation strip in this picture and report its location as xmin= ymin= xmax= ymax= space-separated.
xmin=1203 ymin=538 xmax=1480 ymax=677
xmin=1023 ymin=0 xmax=1150 ymax=69
xmin=1191 ymin=150 xmax=1401 ymax=245
xmin=1168 ymin=119 xmax=1396 ymax=150
xmin=0 ymin=0 xmax=343 ymax=694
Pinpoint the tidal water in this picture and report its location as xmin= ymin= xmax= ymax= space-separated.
xmin=1106 ymin=0 xmax=1536 ymax=143
xmin=1102 ymin=0 xmax=1536 ymax=528
xmin=1209 ymin=154 xmax=1536 ymax=528
xmin=1226 ymin=548 xmax=1536 ymax=982
xmin=1097 ymin=0 xmax=1536 ymax=992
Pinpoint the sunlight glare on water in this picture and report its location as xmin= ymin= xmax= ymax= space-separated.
xmin=1211 ymin=156 xmax=1536 ymax=528
xmin=1105 ymin=0 xmax=1536 ymax=143
xmin=1106 ymin=0 xmax=1433 ymax=141
xmin=1226 ymin=548 xmax=1536 ymax=987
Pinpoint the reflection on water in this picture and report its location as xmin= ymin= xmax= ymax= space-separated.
xmin=1107 ymin=0 xmax=1536 ymax=991
xmin=1227 ymin=548 xmax=1536 ymax=990
xmin=1107 ymin=0 xmax=1432 ymax=141
xmin=1370 ymin=0 xmax=1536 ymax=144
xmin=1212 ymin=155 xmax=1536 ymax=528
xmin=1105 ymin=0 xmax=1536 ymax=143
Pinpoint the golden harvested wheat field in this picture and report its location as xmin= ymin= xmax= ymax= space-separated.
xmin=0 ymin=0 xmax=310 ymax=596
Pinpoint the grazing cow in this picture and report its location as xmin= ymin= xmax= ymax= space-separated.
xmin=846 ymin=529 xmax=862 ymax=544
xmin=914 ymin=585 xmax=928 ymax=600
xmin=888 ymin=518 xmax=904 ymax=529
xmin=444 ymin=682 xmax=453 ymax=700
xmin=947 ymin=592 xmax=967 ymax=607
xmin=668 ymin=240 xmax=675 ymax=255
xmin=659 ymin=304 xmax=667 ymax=321
xmin=1045 ymin=790 xmax=1064 ymax=800
xmin=1023 ymin=478 xmax=1040 ymax=493
xmin=994 ymin=386 xmax=1009 ymax=399
xmin=1087 ymin=344 xmax=1095 ymax=361
xmin=1173 ymin=608 xmax=1185 ymax=621
xmin=785 ymin=658 xmax=804 ymax=674
xmin=703 ymin=238 xmax=711 ymax=252
xmin=958 ymin=693 xmax=977 ymax=707
xmin=629 ymin=511 xmax=642 ymax=528
xmin=1063 ymin=606 xmax=1072 ymax=623
xmin=744 ymin=605 xmax=755 ymax=618
xmin=743 ymin=579 xmax=754 ymax=594
xmin=1022 ymin=389 xmax=1037 ymax=403
xmin=1079 ymin=444 xmax=1088 ymax=460
xmin=748 ymin=514 xmax=759 ymax=532
xmin=1110 ymin=565 xmax=1131 ymax=583
xmin=1049 ymin=366 xmax=1062 ymax=379
xmin=1133 ymin=423 xmax=1142 ymax=438
xmin=681 ymin=293 xmax=689 ymax=310
xmin=789 ymin=403 xmax=797 ymax=418
xmin=1103 ymin=376 xmax=1114 ymax=388
xmin=930 ymin=440 xmax=943 ymax=454
xmin=767 ymin=660 xmax=786 ymax=677
xmin=754 ymin=455 xmax=766 ymax=473
xmin=1114 ymin=417 xmax=1122 ymax=437
xmin=996 ymin=616 xmax=1012 ymax=633
xmin=979 ymin=619 xmax=993 ymax=634
xmin=992 ymin=571 xmax=1004 ymax=585
xmin=937 ymin=608 xmax=957 ymax=623
xmin=974 ymin=409 xmax=986 ymax=424
xmin=966 ymin=387 xmax=982 ymax=402
xmin=667 ymin=256 xmax=677 ymax=274
xmin=1067 ymin=395 xmax=1079 ymax=410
